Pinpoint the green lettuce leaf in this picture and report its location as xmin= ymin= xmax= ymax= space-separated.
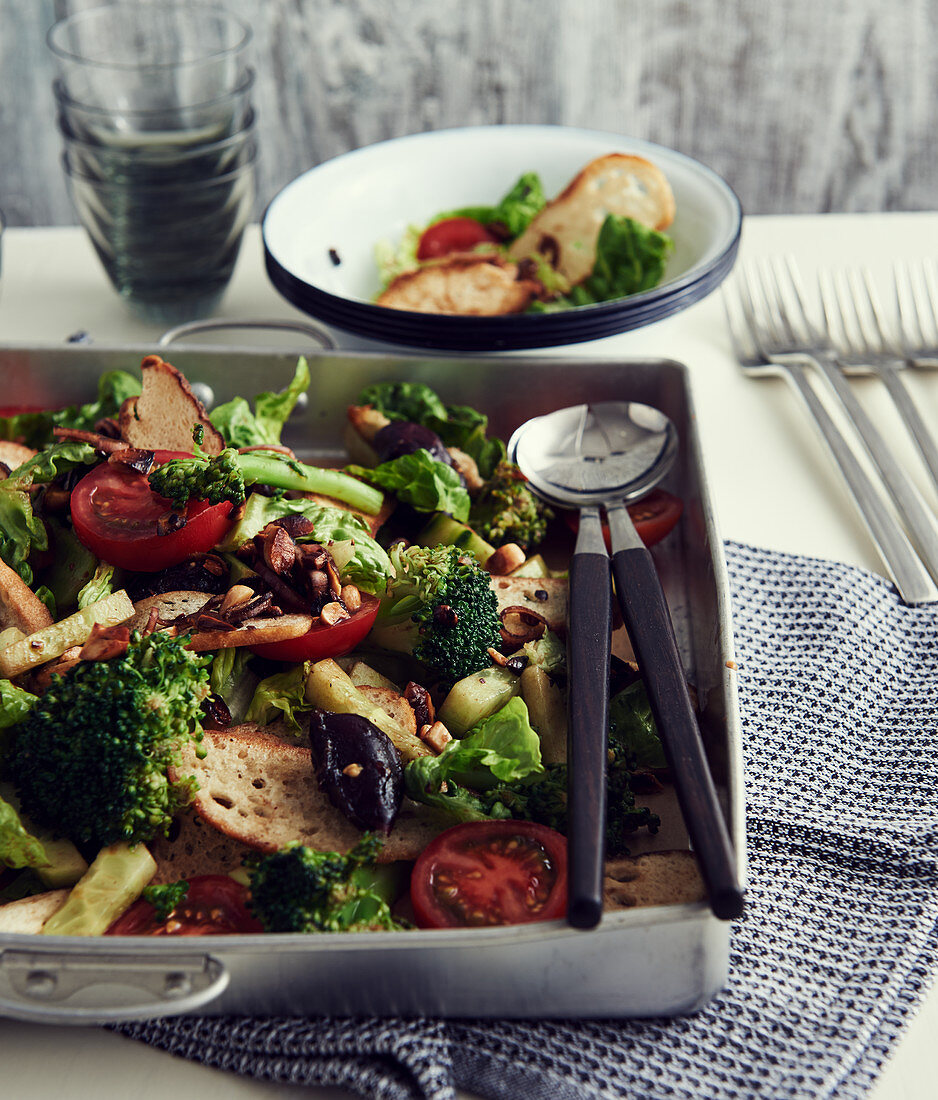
xmin=354 ymin=383 xmax=505 ymax=479
xmin=0 ymin=792 xmax=51 ymax=872
xmin=0 ymin=680 xmax=37 ymax=732
xmin=0 ymin=442 xmax=98 ymax=582
xmin=405 ymin=696 xmax=544 ymax=813
xmin=346 ymin=451 xmax=470 ymax=521
xmin=440 ymin=172 xmax=547 ymax=238
xmin=77 ymin=563 xmax=115 ymax=609
xmin=356 ymin=382 xmax=448 ymax=425
xmin=208 ymin=648 xmax=258 ymax=724
xmin=0 ymin=370 xmax=141 ymax=450
xmin=219 ymin=493 xmax=392 ymax=595
xmin=608 ymin=679 xmax=666 ymax=769
xmin=244 ymin=662 xmax=312 ymax=734
xmin=531 ymin=216 xmax=673 ymax=312
xmin=210 ymin=357 xmax=310 ymax=448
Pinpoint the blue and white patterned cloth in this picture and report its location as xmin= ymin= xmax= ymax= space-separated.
xmin=118 ymin=542 xmax=938 ymax=1099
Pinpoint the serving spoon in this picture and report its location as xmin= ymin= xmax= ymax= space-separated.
xmin=509 ymin=401 xmax=744 ymax=928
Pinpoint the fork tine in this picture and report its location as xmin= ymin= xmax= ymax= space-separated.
xmin=818 ymin=269 xmax=856 ymax=355
xmin=856 ymin=268 xmax=895 ymax=354
xmin=758 ymin=258 xmax=796 ymax=347
xmin=895 ymin=259 xmax=938 ymax=361
xmin=780 ymin=254 xmax=821 ymax=343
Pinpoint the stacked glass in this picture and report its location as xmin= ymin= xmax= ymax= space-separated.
xmin=49 ymin=3 xmax=257 ymax=323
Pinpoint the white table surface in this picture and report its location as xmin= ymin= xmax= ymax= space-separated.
xmin=1 ymin=213 xmax=937 ymax=1098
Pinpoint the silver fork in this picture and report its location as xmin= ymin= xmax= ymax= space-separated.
xmin=820 ymin=265 xmax=938 ymax=494
xmin=894 ymin=258 xmax=938 ymax=367
xmin=746 ymin=256 xmax=938 ymax=586
xmin=723 ymin=266 xmax=938 ymax=604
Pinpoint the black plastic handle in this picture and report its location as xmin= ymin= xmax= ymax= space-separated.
xmin=566 ymin=545 xmax=612 ymax=930
xmin=611 ymin=545 xmax=744 ymax=921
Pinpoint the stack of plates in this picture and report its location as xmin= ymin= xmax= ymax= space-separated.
xmin=262 ymin=125 xmax=742 ymax=353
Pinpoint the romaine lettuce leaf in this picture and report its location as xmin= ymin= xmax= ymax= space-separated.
xmin=210 ymin=357 xmax=310 ymax=448
xmin=530 ymin=215 xmax=673 ymax=311
xmin=608 ymin=679 xmax=666 ymax=769
xmin=346 ymin=451 xmax=470 ymax=522
xmin=405 ymin=696 xmax=544 ymax=810
xmin=245 ymin=661 xmax=312 ymax=734
xmin=0 ymin=442 xmax=98 ymax=582
xmin=357 ymin=382 xmax=448 ymax=425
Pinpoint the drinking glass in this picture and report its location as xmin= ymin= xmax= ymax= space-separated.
xmin=47 ymin=3 xmax=251 ymax=112
xmin=48 ymin=3 xmax=257 ymax=323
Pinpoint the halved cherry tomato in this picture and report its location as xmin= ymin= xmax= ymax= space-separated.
xmin=70 ymin=449 xmax=234 ymax=572
xmin=563 ymin=488 xmax=683 ymax=549
xmin=416 ymin=217 xmax=500 ymax=261
xmin=105 ymin=875 xmax=262 ymax=936
xmin=410 ymin=819 xmax=568 ymax=929
xmin=250 ymin=592 xmax=381 ymax=662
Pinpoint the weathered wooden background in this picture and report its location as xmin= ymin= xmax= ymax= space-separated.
xmin=1 ymin=0 xmax=936 ymax=227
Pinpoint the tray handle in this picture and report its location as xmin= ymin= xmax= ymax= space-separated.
xmin=0 ymin=948 xmax=228 ymax=1025
xmin=158 ymin=317 xmax=337 ymax=350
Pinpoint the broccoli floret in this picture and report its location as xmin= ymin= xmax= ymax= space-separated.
xmin=3 ymin=632 xmax=210 ymax=849
xmin=371 ymin=544 xmax=501 ymax=684
xmin=142 ymin=880 xmax=189 ymax=922
xmin=245 ymin=835 xmax=406 ymax=933
xmin=148 ymin=447 xmax=245 ymax=510
xmin=468 ymin=459 xmax=552 ymax=551
xmin=147 ymin=446 xmax=383 ymax=516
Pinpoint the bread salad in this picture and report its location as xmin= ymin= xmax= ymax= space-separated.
xmin=375 ymin=153 xmax=675 ymax=316
xmin=0 ymin=356 xmax=700 ymax=938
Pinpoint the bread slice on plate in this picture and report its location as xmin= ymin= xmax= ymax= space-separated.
xmin=174 ymin=725 xmax=450 ymax=862
xmin=508 ymin=153 xmax=675 ymax=286
xmin=377 ymin=254 xmax=540 ymax=316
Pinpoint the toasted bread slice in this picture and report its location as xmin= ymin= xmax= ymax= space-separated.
xmin=509 ymin=154 xmax=675 ymax=286
xmin=175 ymin=725 xmax=449 ymax=861
xmin=128 ymin=590 xmax=214 ymax=633
xmin=187 ymin=614 xmax=314 ymax=652
xmin=378 ymin=254 xmax=540 ymax=316
xmin=0 ymin=889 xmax=70 ymax=933
xmin=119 ymin=355 xmax=225 ymax=455
xmin=148 ymin=809 xmax=255 ymax=884
xmin=489 ymin=575 xmax=567 ymax=634
xmin=0 ymin=440 xmax=37 ymax=474
xmin=0 ymin=557 xmax=54 ymax=635
xmin=603 ymin=850 xmax=706 ymax=911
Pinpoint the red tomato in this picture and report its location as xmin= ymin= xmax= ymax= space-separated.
xmin=410 ymin=820 xmax=568 ymax=929
xmin=563 ymin=489 xmax=683 ymax=549
xmin=105 ymin=875 xmax=263 ymax=936
xmin=416 ymin=217 xmax=500 ymax=261
xmin=250 ymin=593 xmax=381 ymax=662
xmin=70 ymin=450 xmax=234 ymax=571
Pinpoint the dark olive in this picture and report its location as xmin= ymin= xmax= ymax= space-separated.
xmin=373 ymin=421 xmax=452 ymax=466
xmin=309 ymin=710 xmax=403 ymax=834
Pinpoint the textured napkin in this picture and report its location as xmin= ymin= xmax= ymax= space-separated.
xmin=116 ymin=541 xmax=938 ymax=1099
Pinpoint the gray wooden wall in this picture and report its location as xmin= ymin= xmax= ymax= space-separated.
xmin=1 ymin=0 xmax=936 ymax=227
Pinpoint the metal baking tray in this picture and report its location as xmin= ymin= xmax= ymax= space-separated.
xmin=0 ymin=344 xmax=744 ymax=1025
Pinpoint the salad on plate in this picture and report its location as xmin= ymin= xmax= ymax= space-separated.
xmin=375 ymin=153 xmax=676 ymax=316
xmin=0 ymin=356 xmax=702 ymax=938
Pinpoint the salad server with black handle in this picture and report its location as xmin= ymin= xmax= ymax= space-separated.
xmin=510 ymin=401 xmax=744 ymax=928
